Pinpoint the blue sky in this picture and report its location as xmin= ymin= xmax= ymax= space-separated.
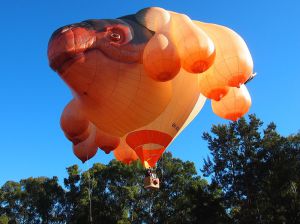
xmin=0 ymin=0 xmax=299 ymax=186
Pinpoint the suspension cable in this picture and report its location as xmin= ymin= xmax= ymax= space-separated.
xmin=160 ymin=150 xmax=165 ymax=182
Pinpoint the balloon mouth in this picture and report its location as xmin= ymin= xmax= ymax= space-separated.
xmin=49 ymin=48 xmax=107 ymax=75
xmin=126 ymin=130 xmax=173 ymax=149
xmin=126 ymin=130 xmax=173 ymax=168
xmin=49 ymin=51 xmax=86 ymax=74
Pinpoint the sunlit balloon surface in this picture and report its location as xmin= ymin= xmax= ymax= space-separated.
xmin=48 ymin=7 xmax=254 ymax=167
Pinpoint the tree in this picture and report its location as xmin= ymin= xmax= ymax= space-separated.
xmin=0 ymin=181 xmax=23 ymax=223
xmin=0 ymin=215 xmax=9 ymax=224
xmin=67 ymin=152 xmax=228 ymax=223
xmin=0 ymin=177 xmax=65 ymax=224
xmin=202 ymin=114 xmax=300 ymax=223
xmin=150 ymin=152 xmax=229 ymax=224
xmin=1 ymin=152 xmax=228 ymax=223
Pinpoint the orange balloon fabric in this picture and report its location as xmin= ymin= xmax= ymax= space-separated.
xmin=95 ymin=129 xmax=120 ymax=154
xmin=124 ymin=69 xmax=206 ymax=168
xmin=72 ymin=126 xmax=98 ymax=163
xmin=48 ymin=7 xmax=254 ymax=164
xmin=113 ymin=138 xmax=139 ymax=165
xmin=143 ymin=33 xmax=181 ymax=81
xmin=135 ymin=8 xmax=216 ymax=74
xmin=170 ymin=13 xmax=216 ymax=74
xmin=198 ymin=72 xmax=229 ymax=101
xmin=196 ymin=22 xmax=253 ymax=88
xmin=212 ymin=85 xmax=252 ymax=121
xmin=60 ymin=100 xmax=90 ymax=144
xmin=126 ymin=130 xmax=173 ymax=168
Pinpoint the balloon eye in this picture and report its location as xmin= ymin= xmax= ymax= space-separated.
xmin=110 ymin=32 xmax=121 ymax=41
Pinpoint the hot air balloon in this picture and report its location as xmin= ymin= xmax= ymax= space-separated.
xmin=48 ymin=7 xmax=254 ymax=188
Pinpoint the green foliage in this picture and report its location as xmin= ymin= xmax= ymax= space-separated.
xmin=64 ymin=153 xmax=228 ymax=223
xmin=0 ymin=153 xmax=226 ymax=223
xmin=0 ymin=177 xmax=64 ymax=224
xmin=202 ymin=114 xmax=300 ymax=223
xmin=0 ymin=215 xmax=9 ymax=224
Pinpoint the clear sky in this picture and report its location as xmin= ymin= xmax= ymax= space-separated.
xmin=0 ymin=0 xmax=299 ymax=186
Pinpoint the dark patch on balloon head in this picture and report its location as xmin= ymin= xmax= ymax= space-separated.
xmin=81 ymin=19 xmax=124 ymax=32
xmin=132 ymin=7 xmax=154 ymax=31
xmin=118 ymin=14 xmax=155 ymax=44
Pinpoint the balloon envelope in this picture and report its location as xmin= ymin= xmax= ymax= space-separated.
xmin=48 ymin=7 xmax=254 ymax=164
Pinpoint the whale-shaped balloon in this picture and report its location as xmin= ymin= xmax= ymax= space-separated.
xmin=48 ymin=7 xmax=254 ymax=165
